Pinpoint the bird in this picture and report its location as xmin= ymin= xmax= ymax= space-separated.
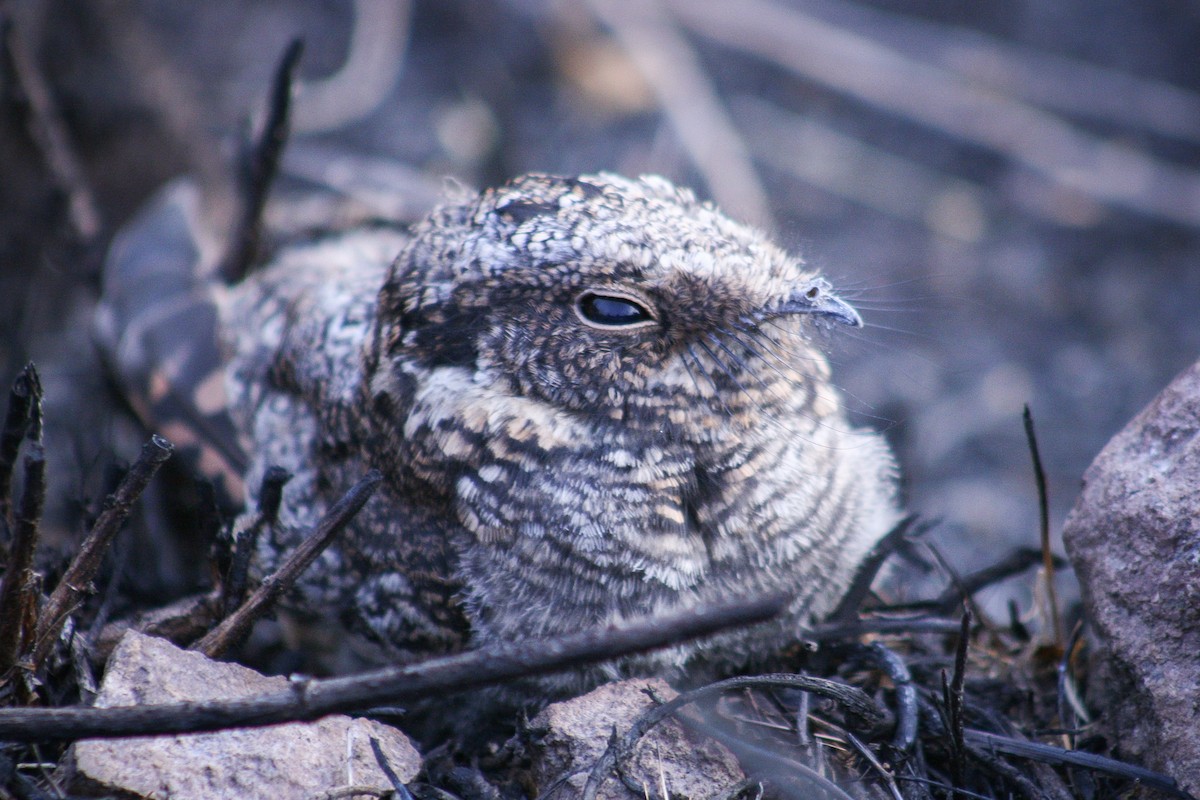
xmin=97 ymin=171 xmax=901 ymax=685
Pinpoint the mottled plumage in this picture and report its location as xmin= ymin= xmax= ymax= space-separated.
xmin=99 ymin=172 xmax=900 ymax=681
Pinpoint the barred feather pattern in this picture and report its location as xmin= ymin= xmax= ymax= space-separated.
xmin=206 ymin=172 xmax=900 ymax=677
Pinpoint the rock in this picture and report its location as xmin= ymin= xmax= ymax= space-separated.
xmin=525 ymin=678 xmax=745 ymax=800
xmin=1061 ymin=359 xmax=1200 ymax=793
xmin=69 ymin=631 xmax=421 ymax=800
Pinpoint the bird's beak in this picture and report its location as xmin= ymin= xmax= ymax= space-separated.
xmin=774 ymin=280 xmax=863 ymax=328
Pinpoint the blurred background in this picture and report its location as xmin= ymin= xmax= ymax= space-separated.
xmin=1 ymin=0 xmax=1199 ymax=613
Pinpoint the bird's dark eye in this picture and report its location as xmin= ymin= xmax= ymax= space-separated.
xmin=575 ymin=291 xmax=656 ymax=328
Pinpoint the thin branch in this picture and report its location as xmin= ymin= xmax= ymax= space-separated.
xmin=941 ymin=608 xmax=971 ymax=792
xmin=863 ymin=642 xmax=917 ymax=751
xmin=885 ymin=547 xmax=1063 ymax=616
xmin=827 ymin=513 xmax=918 ymax=622
xmin=805 ymin=0 xmax=1200 ymax=145
xmin=221 ymin=39 xmax=304 ymax=284
xmin=583 ymin=0 xmax=774 ymax=230
xmin=686 ymin=718 xmax=858 ymax=800
xmin=0 ymin=594 xmax=785 ymax=741
xmin=670 ymin=0 xmax=1200 ymax=228
xmin=0 ymin=16 xmax=101 ymax=241
xmin=30 ymin=435 xmax=173 ymax=667
xmin=963 ymin=730 xmax=1195 ymax=800
xmin=0 ymin=363 xmax=41 ymax=539
xmin=192 ymin=469 xmax=380 ymax=658
xmin=1023 ymin=405 xmax=1062 ymax=648
xmin=807 ymin=615 xmax=962 ymax=642
xmin=0 ymin=442 xmax=45 ymax=674
xmin=221 ymin=466 xmax=291 ymax=617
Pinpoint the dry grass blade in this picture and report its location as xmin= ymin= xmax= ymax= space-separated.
xmin=581 ymin=673 xmax=885 ymax=800
xmin=1023 ymin=405 xmax=1062 ymax=648
xmin=963 ymin=731 xmax=1196 ymax=800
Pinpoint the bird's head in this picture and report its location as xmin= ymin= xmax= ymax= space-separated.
xmin=372 ymin=173 xmax=861 ymax=439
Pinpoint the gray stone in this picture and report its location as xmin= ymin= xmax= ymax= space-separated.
xmin=525 ymin=678 xmax=745 ymax=800
xmin=69 ymin=631 xmax=421 ymax=800
xmin=1062 ymin=359 xmax=1200 ymax=793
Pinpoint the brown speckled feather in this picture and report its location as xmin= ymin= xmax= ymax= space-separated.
xmin=100 ymin=172 xmax=901 ymax=685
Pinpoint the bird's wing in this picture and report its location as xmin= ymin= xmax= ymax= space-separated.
xmin=94 ymin=180 xmax=249 ymax=509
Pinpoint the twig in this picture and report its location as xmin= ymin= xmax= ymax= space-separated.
xmin=1023 ymin=405 xmax=1062 ymax=648
xmin=669 ymin=0 xmax=1200 ymax=228
xmin=0 ymin=363 xmax=41 ymax=540
xmin=0 ymin=748 xmax=55 ymax=800
xmin=885 ymin=547 xmax=1063 ymax=616
xmin=221 ymin=39 xmax=304 ymax=284
xmin=864 ymin=642 xmax=917 ymax=751
xmin=941 ymin=608 xmax=970 ymax=792
xmin=846 ymin=731 xmax=904 ymax=800
xmin=0 ymin=442 xmax=45 ymax=674
xmin=221 ymin=466 xmax=291 ymax=617
xmin=192 ymin=469 xmax=378 ymax=658
xmin=0 ymin=16 xmax=101 ymax=241
xmin=682 ymin=717 xmax=857 ymax=800
xmin=581 ymin=673 xmax=885 ymax=799
xmin=369 ymin=736 xmax=412 ymax=798
xmin=964 ymin=730 xmax=1196 ymax=800
xmin=583 ymin=0 xmax=774 ymax=230
xmin=0 ymin=594 xmax=785 ymax=741
xmin=805 ymin=0 xmax=1200 ymax=145
xmin=807 ymin=615 xmax=962 ymax=641
xmin=827 ymin=513 xmax=918 ymax=622
xmin=92 ymin=0 xmax=232 ymax=226
xmin=30 ymin=435 xmax=174 ymax=667
xmin=92 ymin=590 xmax=223 ymax=665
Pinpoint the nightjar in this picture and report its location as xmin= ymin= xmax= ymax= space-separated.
xmin=98 ymin=172 xmax=901 ymax=679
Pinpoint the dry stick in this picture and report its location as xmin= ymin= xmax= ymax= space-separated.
xmin=669 ymin=0 xmax=1200 ymax=228
xmin=0 ymin=19 xmax=101 ymax=241
xmin=92 ymin=0 xmax=232 ymax=227
xmin=962 ymin=730 xmax=1196 ymax=800
xmin=807 ymin=615 xmax=962 ymax=642
xmin=1023 ymin=405 xmax=1063 ymax=649
xmin=808 ymin=0 xmax=1200 ymax=145
xmin=884 ymin=547 xmax=1064 ymax=616
xmin=0 ymin=443 xmax=45 ymax=673
xmin=221 ymin=466 xmax=292 ymax=618
xmin=0 ymin=594 xmax=785 ymax=741
xmin=192 ymin=469 xmax=380 ymax=658
xmin=940 ymin=608 xmax=971 ymax=793
xmin=583 ymin=0 xmax=774 ymax=231
xmin=827 ymin=513 xmax=918 ymax=622
xmin=221 ymin=39 xmax=304 ymax=284
xmin=0 ymin=364 xmax=41 ymax=538
xmin=864 ymin=641 xmax=918 ymax=751
xmin=30 ymin=436 xmax=174 ymax=668
xmin=678 ymin=717 xmax=858 ymax=800
xmin=846 ymin=731 xmax=905 ymax=800
xmin=581 ymin=673 xmax=886 ymax=800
